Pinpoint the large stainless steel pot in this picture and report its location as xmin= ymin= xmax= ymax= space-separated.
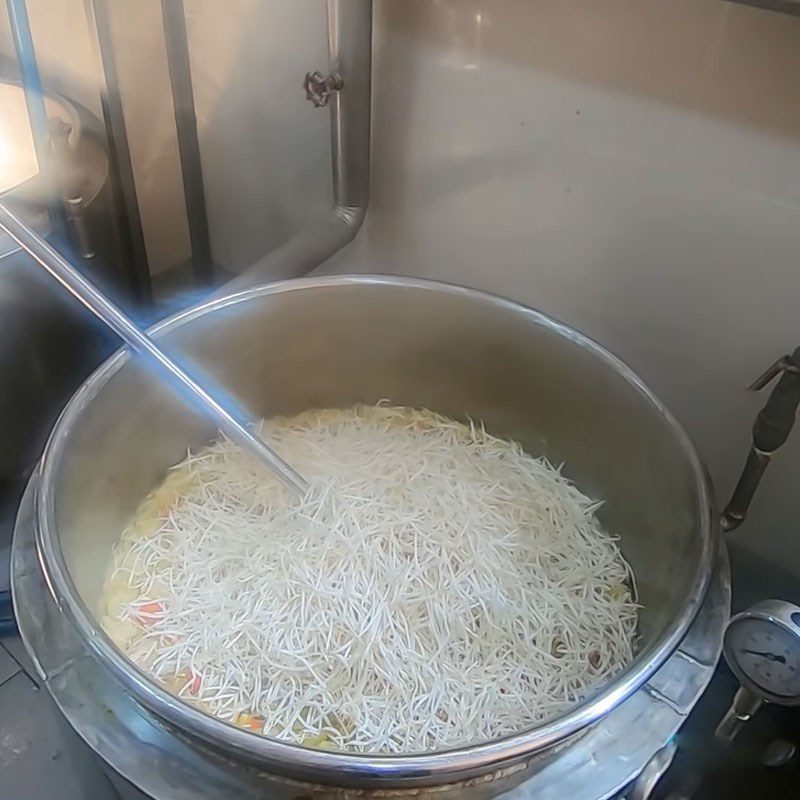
xmin=33 ymin=275 xmax=716 ymax=788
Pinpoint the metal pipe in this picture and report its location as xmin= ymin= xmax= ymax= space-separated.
xmin=720 ymin=448 xmax=772 ymax=532
xmin=224 ymin=0 xmax=371 ymax=293
xmin=328 ymin=0 xmax=372 ymax=215
xmin=0 ymin=203 xmax=308 ymax=496
xmin=720 ymin=347 xmax=800 ymax=532
xmin=161 ymin=0 xmax=214 ymax=286
xmin=82 ymin=0 xmax=153 ymax=304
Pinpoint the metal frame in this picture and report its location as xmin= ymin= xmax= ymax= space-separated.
xmin=12 ymin=0 xmax=369 ymax=302
xmin=82 ymin=0 xmax=152 ymax=304
xmin=89 ymin=0 xmax=368 ymax=299
xmin=161 ymin=0 xmax=214 ymax=286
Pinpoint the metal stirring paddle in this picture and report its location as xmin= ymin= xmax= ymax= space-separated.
xmin=0 ymin=202 xmax=309 ymax=496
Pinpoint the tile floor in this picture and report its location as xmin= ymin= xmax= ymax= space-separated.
xmin=0 ymin=633 xmax=120 ymax=800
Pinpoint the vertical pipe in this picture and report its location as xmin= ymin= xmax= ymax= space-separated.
xmin=327 ymin=0 xmax=372 ymax=219
xmin=82 ymin=0 xmax=152 ymax=304
xmin=161 ymin=0 xmax=214 ymax=286
xmin=5 ymin=0 xmax=65 ymax=237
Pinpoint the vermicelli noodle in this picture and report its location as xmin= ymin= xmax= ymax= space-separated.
xmin=101 ymin=404 xmax=638 ymax=753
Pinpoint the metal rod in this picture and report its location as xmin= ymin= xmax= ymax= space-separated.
xmin=327 ymin=0 xmax=372 ymax=215
xmin=0 ymin=202 xmax=308 ymax=496
xmin=5 ymin=0 xmax=66 ymax=238
xmin=82 ymin=0 xmax=153 ymax=304
xmin=161 ymin=0 xmax=214 ymax=286
xmin=714 ymin=686 xmax=762 ymax=742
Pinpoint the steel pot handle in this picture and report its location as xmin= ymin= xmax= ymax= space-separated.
xmin=721 ymin=346 xmax=800 ymax=532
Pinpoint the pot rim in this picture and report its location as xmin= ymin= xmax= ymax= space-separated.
xmin=34 ymin=274 xmax=716 ymax=784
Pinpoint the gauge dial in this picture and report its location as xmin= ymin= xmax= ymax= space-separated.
xmin=724 ymin=600 xmax=800 ymax=705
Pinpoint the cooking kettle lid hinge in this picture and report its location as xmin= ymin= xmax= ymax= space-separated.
xmin=721 ymin=346 xmax=800 ymax=532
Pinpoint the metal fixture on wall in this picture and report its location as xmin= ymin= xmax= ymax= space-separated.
xmin=223 ymin=0 xmax=372 ymax=292
xmin=720 ymin=347 xmax=800 ymax=532
xmin=303 ymin=69 xmax=343 ymax=108
xmin=79 ymin=0 xmax=372 ymax=298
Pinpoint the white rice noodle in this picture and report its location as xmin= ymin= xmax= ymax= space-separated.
xmin=101 ymin=404 xmax=638 ymax=754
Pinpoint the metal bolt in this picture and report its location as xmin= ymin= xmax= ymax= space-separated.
xmin=303 ymin=70 xmax=343 ymax=108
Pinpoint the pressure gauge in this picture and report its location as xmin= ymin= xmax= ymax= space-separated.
xmin=723 ymin=599 xmax=800 ymax=706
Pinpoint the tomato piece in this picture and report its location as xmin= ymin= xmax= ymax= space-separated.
xmin=134 ymin=600 xmax=164 ymax=625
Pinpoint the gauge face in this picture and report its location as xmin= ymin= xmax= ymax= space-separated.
xmin=725 ymin=616 xmax=800 ymax=701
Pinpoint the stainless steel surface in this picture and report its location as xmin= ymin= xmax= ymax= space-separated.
xmin=12 ymin=472 xmax=730 ymax=799
xmin=161 ymin=0 xmax=213 ymax=286
xmin=64 ymin=195 xmax=94 ymax=260
xmin=627 ymin=741 xmax=678 ymax=800
xmin=82 ymin=0 xmax=152 ymax=303
xmin=225 ymin=0 xmax=371 ymax=291
xmin=32 ymin=275 xmax=716 ymax=785
xmin=723 ymin=599 xmax=800 ymax=706
xmin=327 ymin=0 xmax=371 ymax=219
xmin=0 ymin=204 xmax=308 ymax=496
xmin=304 ymin=69 xmax=343 ymax=108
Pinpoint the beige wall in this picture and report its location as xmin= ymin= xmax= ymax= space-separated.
xmin=322 ymin=0 xmax=800 ymax=576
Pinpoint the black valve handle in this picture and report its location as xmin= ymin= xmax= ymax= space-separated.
xmin=721 ymin=347 xmax=800 ymax=532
